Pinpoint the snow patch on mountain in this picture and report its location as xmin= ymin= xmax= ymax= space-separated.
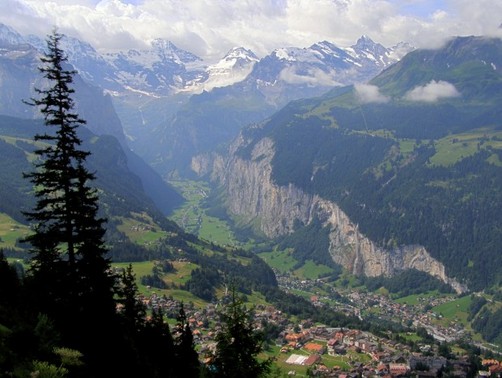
xmin=182 ymin=47 xmax=259 ymax=92
xmin=0 ymin=23 xmax=26 ymax=46
xmin=248 ymin=36 xmax=413 ymax=91
xmin=0 ymin=22 xmax=414 ymax=99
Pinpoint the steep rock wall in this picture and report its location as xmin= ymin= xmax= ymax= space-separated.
xmin=192 ymin=136 xmax=466 ymax=294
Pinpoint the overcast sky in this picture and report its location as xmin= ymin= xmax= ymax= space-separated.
xmin=1 ymin=0 xmax=501 ymax=62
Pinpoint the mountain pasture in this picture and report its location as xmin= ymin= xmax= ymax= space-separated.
xmin=0 ymin=214 xmax=29 ymax=249
xmin=115 ymin=214 xmax=168 ymax=245
xmin=429 ymin=127 xmax=502 ymax=167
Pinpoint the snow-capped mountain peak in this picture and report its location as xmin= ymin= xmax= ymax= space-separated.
xmin=349 ymin=35 xmax=415 ymax=66
xmin=273 ymin=47 xmax=297 ymax=61
xmin=219 ymin=47 xmax=259 ymax=66
xmin=354 ymin=34 xmax=376 ymax=48
xmin=151 ymin=38 xmax=201 ymax=64
xmin=0 ymin=23 xmax=27 ymax=47
xmin=183 ymin=47 xmax=259 ymax=93
xmin=314 ymin=40 xmax=344 ymax=55
xmin=0 ymin=22 xmax=414 ymax=99
xmin=346 ymin=35 xmax=391 ymax=66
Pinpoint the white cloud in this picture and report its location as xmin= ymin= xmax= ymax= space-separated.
xmin=404 ymin=80 xmax=460 ymax=102
xmin=279 ymin=66 xmax=342 ymax=86
xmin=1 ymin=0 xmax=501 ymax=61
xmin=354 ymin=83 xmax=389 ymax=104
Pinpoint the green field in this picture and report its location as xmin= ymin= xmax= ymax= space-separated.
xmin=432 ymin=295 xmax=472 ymax=327
xmin=113 ymin=260 xmax=197 ymax=286
xmin=115 ymin=214 xmax=168 ymax=245
xmin=112 ymin=260 xmax=272 ymax=310
xmin=169 ymin=180 xmax=237 ymax=247
xmin=259 ymin=249 xmax=333 ymax=280
xmin=398 ymin=332 xmax=422 ymax=343
xmin=429 ymin=127 xmax=502 ymax=167
xmin=395 ymin=292 xmax=442 ymax=305
xmin=0 ymin=214 xmax=30 ymax=250
xmin=398 ymin=138 xmax=419 ymax=156
xmin=112 ymin=260 xmax=207 ymax=307
xmin=197 ymin=216 xmax=235 ymax=247
xmin=169 ymin=180 xmax=208 ymax=232
xmin=258 ymin=249 xmax=297 ymax=273
xmin=295 ymin=260 xmax=332 ymax=280
xmin=113 ymin=260 xmax=155 ymax=275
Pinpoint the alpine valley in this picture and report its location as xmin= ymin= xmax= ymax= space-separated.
xmin=2 ymin=19 xmax=502 ymax=369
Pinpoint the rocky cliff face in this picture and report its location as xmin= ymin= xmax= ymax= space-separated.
xmin=192 ymin=133 xmax=467 ymax=294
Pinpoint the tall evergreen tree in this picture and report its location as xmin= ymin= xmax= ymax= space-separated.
xmin=22 ymin=30 xmax=118 ymax=374
xmin=141 ymin=308 xmax=176 ymax=377
xmin=117 ymin=264 xmax=147 ymax=332
xmin=210 ymin=290 xmax=272 ymax=378
xmin=0 ymin=251 xmax=21 ymax=322
xmin=173 ymin=302 xmax=200 ymax=377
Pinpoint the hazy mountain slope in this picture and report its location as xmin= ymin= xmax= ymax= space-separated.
xmin=203 ymin=36 xmax=502 ymax=291
xmin=0 ymin=115 xmax=171 ymax=224
xmin=0 ymin=33 xmax=183 ymax=213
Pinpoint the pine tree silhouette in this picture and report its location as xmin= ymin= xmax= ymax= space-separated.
xmin=23 ymin=29 xmax=118 ymax=374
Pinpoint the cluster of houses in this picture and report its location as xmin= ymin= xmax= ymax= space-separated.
xmin=278 ymin=270 xmax=470 ymax=345
xmin=129 ymin=224 xmax=156 ymax=232
xmin=480 ymin=359 xmax=502 ymax=377
xmin=279 ymin=324 xmax=481 ymax=377
xmin=119 ymin=259 xmax=502 ymax=378
xmin=280 ymin=326 xmax=411 ymax=376
xmin=272 ymin=317 xmax=496 ymax=378
xmin=129 ymin=290 xmax=499 ymax=377
xmin=344 ymin=289 xmax=466 ymax=343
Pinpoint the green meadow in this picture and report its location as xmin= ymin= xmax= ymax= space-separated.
xmin=295 ymin=260 xmax=332 ymax=280
xmin=112 ymin=260 xmax=270 ymax=309
xmin=258 ymin=248 xmax=298 ymax=273
xmin=429 ymin=127 xmax=502 ymax=167
xmin=259 ymin=249 xmax=333 ymax=280
xmin=432 ymin=295 xmax=472 ymax=327
xmin=0 ymin=214 xmax=30 ymax=250
xmin=169 ymin=180 xmax=237 ymax=247
xmin=115 ymin=214 xmax=168 ymax=245
xmin=197 ymin=215 xmax=236 ymax=247
xmin=112 ymin=260 xmax=206 ymax=307
xmin=395 ymin=292 xmax=442 ymax=306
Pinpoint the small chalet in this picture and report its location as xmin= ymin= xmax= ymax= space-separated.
xmin=389 ymin=363 xmax=409 ymax=376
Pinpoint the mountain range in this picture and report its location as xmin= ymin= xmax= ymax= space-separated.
xmin=0 ymin=23 xmax=413 ymax=177
xmin=0 ymin=24 xmax=411 ymax=98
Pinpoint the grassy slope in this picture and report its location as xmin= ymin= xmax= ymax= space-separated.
xmin=169 ymin=180 xmax=237 ymax=247
xmin=430 ymin=127 xmax=502 ymax=167
xmin=0 ymin=213 xmax=30 ymax=250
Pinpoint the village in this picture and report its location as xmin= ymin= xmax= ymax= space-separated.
xmin=136 ymin=283 xmax=497 ymax=378
xmin=274 ymin=271 xmax=466 ymax=344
